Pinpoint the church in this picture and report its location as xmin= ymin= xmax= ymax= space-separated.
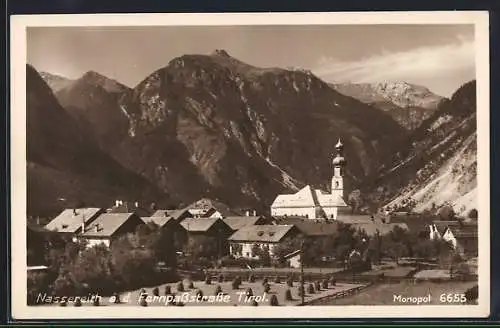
xmin=270 ymin=139 xmax=350 ymax=220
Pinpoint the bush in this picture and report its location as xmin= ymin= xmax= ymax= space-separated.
xmin=262 ymin=277 xmax=268 ymax=285
xmin=113 ymin=293 xmax=121 ymax=304
xmin=285 ymin=289 xmax=293 ymax=301
xmin=60 ymin=300 xmax=67 ymax=307
xmin=164 ymin=285 xmax=172 ymax=295
xmin=251 ymin=300 xmax=258 ymax=306
xmin=196 ymin=289 xmax=203 ymax=299
xmin=93 ymin=297 xmax=100 ymax=306
xmin=215 ymin=285 xmax=223 ymax=295
xmin=153 ymin=287 xmax=160 ymax=296
xmin=188 ymin=281 xmax=194 ymax=289
xmin=74 ymin=298 xmax=82 ymax=307
xmin=246 ymin=287 xmax=253 ymax=297
xmin=274 ymin=275 xmax=281 ymax=283
xmin=322 ymin=279 xmax=329 ymax=289
xmin=264 ymin=283 xmax=271 ymax=293
xmin=269 ymin=294 xmax=279 ymax=306
xmin=177 ymin=281 xmax=184 ymax=292
xmin=231 ymin=279 xmax=240 ymax=290
xmin=140 ymin=297 xmax=148 ymax=306
xmin=465 ymin=285 xmax=478 ymax=303
xmin=307 ymin=283 xmax=315 ymax=294
xmin=205 ymin=275 xmax=211 ymax=285
xmin=235 ymin=276 xmax=242 ymax=285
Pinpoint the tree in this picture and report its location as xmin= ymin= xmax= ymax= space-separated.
xmin=467 ymin=208 xmax=478 ymax=219
xmin=348 ymin=189 xmax=362 ymax=213
xmin=438 ymin=204 xmax=456 ymax=220
xmin=70 ymin=244 xmax=118 ymax=295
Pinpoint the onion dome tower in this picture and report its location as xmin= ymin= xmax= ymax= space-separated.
xmin=331 ymin=138 xmax=346 ymax=198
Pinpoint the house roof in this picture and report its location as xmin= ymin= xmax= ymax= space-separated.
xmin=45 ymin=208 xmax=104 ymax=233
xmin=222 ymin=216 xmax=263 ymax=230
xmin=448 ymin=224 xmax=478 ymax=239
xmin=228 ymin=225 xmax=296 ymax=243
xmin=186 ymin=198 xmax=239 ymax=217
xmin=352 ymin=223 xmax=409 ymax=237
xmin=336 ymin=215 xmax=375 ymax=225
xmin=81 ymin=213 xmax=143 ymax=237
xmin=142 ymin=216 xmax=176 ymax=228
xmin=293 ymin=221 xmax=340 ymax=237
xmin=108 ymin=203 xmax=152 ymax=217
xmin=271 ymin=185 xmax=348 ymax=208
xmin=284 ymin=249 xmax=301 ymax=259
xmin=180 ymin=217 xmax=229 ymax=232
xmin=151 ymin=209 xmax=178 ymax=217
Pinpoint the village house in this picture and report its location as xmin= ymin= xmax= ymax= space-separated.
xmin=434 ymin=221 xmax=478 ymax=255
xmin=44 ymin=207 xmax=105 ymax=235
xmin=271 ymin=139 xmax=351 ymax=220
xmin=80 ymin=213 xmax=145 ymax=248
xmin=142 ymin=216 xmax=188 ymax=250
xmin=108 ymin=200 xmax=153 ymax=217
xmin=180 ymin=217 xmax=234 ymax=255
xmin=352 ymin=222 xmax=409 ymax=237
xmin=186 ymin=198 xmax=239 ymax=219
xmin=227 ymin=224 xmax=299 ymax=259
xmin=152 ymin=208 xmax=192 ymax=222
xmin=283 ymin=250 xmax=302 ymax=268
xmin=222 ymin=215 xmax=269 ymax=231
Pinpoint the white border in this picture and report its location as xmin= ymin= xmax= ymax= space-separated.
xmin=11 ymin=11 xmax=490 ymax=319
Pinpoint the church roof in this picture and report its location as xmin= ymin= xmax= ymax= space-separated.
xmin=271 ymin=185 xmax=347 ymax=208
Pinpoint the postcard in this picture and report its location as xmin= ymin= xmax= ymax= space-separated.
xmin=11 ymin=11 xmax=490 ymax=319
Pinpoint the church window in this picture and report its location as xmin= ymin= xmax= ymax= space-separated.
xmin=335 ymin=181 xmax=339 ymax=188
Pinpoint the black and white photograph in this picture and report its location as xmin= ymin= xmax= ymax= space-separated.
xmin=11 ymin=12 xmax=490 ymax=319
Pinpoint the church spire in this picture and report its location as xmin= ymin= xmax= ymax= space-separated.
xmin=331 ymin=138 xmax=346 ymax=199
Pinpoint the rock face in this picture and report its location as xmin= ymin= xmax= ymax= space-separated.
xmin=54 ymin=71 xmax=131 ymax=151
xmin=331 ymin=82 xmax=445 ymax=130
xmin=26 ymin=65 xmax=168 ymax=216
xmin=361 ymin=81 xmax=477 ymax=215
xmin=39 ymin=71 xmax=74 ymax=93
xmin=110 ymin=51 xmax=405 ymax=210
xmin=33 ymin=51 xmax=406 ymax=213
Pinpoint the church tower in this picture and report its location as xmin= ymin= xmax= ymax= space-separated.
xmin=331 ymin=138 xmax=346 ymax=199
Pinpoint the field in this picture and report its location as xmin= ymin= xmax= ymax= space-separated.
xmin=310 ymin=280 xmax=478 ymax=305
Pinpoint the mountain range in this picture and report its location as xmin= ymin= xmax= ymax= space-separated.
xmin=330 ymin=82 xmax=445 ymax=130
xmin=30 ymin=50 xmax=476 ymax=216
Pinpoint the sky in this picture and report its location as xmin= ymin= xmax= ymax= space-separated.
xmin=27 ymin=24 xmax=475 ymax=97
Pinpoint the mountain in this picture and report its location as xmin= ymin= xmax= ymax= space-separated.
xmin=360 ymin=80 xmax=477 ymax=216
xmin=39 ymin=72 xmax=74 ymax=93
xmin=26 ymin=65 xmax=169 ymax=216
xmin=95 ymin=50 xmax=406 ymax=211
xmin=330 ymin=82 xmax=445 ymax=130
xmin=54 ymin=71 xmax=131 ymax=151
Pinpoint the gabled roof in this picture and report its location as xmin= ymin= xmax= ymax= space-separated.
xmin=45 ymin=208 xmax=104 ymax=233
xmin=222 ymin=216 xmax=264 ymax=231
xmin=228 ymin=225 xmax=297 ymax=243
xmin=271 ymin=185 xmax=348 ymax=208
xmin=142 ymin=216 xmax=177 ymax=228
xmin=180 ymin=217 xmax=229 ymax=232
xmin=352 ymin=223 xmax=409 ymax=237
xmin=186 ymin=198 xmax=239 ymax=217
xmin=151 ymin=209 xmax=178 ymax=217
xmin=81 ymin=213 xmax=143 ymax=237
xmin=108 ymin=203 xmax=152 ymax=217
